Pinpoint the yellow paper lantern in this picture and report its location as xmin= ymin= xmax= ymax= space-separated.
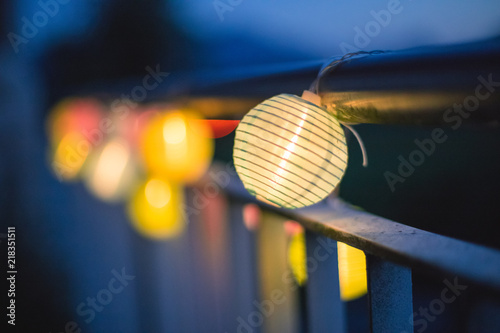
xmin=141 ymin=111 xmax=214 ymax=183
xmin=233 ymin=93 xmax=348 ymax=208
xmin=51 ymin=131 xmax=90 ymax=181
xmin=82 ymin=137 xmax=138 ymax=202
xmin=288 ymin=231 xmax=308 ymax=286
xmin=338 ymin=242 xmax=367 ymax=301
xmin=47 ymin=98 xmax=103 ymax=181
xmin=286 ymin=231 xmax=367 ymax=299
xmin=127 ymin=177 xmax=185 ymax=239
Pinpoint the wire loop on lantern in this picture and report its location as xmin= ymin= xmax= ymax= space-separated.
xmin=342 ymin=124 xmax=368 ymax=167
xmin=309 ymin=50 xmax=387 ymax=94
xmin=309 ymin=50 xmax=388 ymax=168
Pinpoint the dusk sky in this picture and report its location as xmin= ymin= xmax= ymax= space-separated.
xmin=10 ymin=0 xmax=500 ymax=61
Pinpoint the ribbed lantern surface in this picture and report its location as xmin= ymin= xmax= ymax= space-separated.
xmin=233 ymin=94 xmax=348 ymax=209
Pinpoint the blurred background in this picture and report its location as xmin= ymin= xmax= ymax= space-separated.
xmin=1 ymin=0 xmax=500 ymax=332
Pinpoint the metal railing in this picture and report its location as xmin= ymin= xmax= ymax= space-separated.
xmin=220 ymin=170 xmax=500 ymax=333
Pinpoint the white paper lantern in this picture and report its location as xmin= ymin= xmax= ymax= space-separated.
xmin=233 ymin=93 xmax=348 ymax=209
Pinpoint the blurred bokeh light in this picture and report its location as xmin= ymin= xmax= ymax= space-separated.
xmin=288 ymin=230 xmax=308 ymax=286
xmin=46 ymin=100 xmax=214 ymax=240
xmin=338 ymin=242 xmax=368 ymax=301
xmin=141 ymin=111 xmax=214 ymax=183
xmin=128 ymin=177 xmax=185 ymax=239
xmin=82 ymin=137 xmax=138 ymax=202
xmin=47 ymin=98 xmax=103 ymax=180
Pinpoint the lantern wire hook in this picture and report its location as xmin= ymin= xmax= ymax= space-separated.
xmin=342 ymin=124 xmax=368 ymax=167
xmin=309 ymin=50 xmax=387 ymax=168
xmin=309 ymin=50 xmax=386 ymax=94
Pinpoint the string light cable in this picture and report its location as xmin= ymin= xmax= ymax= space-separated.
xmin=308 ymin=50 xmax=388 ymax=168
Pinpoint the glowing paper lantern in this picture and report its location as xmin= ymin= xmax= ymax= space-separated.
xmin=82 ymin=138 xmax=138 ymax=202
xmin=242 ymin=203 xmax=262 ymax=231
xmin=127 ymin=178 xmax=185 ymax=239
xmin=287 ymin=233 xmax=367 ymax=298
xmin=337 ymin=242 xmax=367 ymax=301
xmin=51 ymin=131 xmax=91 ymax=181
xmin=130 ymin=108 xmax=161 ymax=150
xmin=286 ymin=222 xmax=307 ymax=286
xmin=288 ymin=231 xmax=307 ymax=286
xmin=47 ymin=98 xmax=103 ymax=181
xmin=141 ymin=111 xmax=214 ymax=183
xmin=233 ymin=93 xmax=348 ymax=208
xmin=47 ymin=98 xmax=103 ymax=146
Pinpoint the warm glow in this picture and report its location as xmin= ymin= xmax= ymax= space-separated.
xmin=338 ymin=242 xmax=368 ymax=301
xmin=86 ymin=139 xmax=131 ymax=201
xmin=163 ymin=115 xmax=187 ymax=144
xmin=233 ymin=93 xmax=348 ymax=209
xmin=47 ymin=98 xmax=102 ymax=146
xmin=145 ymin=179 xmax=171 ymax=208
xmin=51 ymin=131 xmax=89 ymax=180
xmin=141 ymin=111 xmax=214 ymax=183
xmin=47 ymin=98 xmax=103 ymax=181
xmin=127 ymin=178 xmax=185 ymax=239
xmin=287 ymin=234 xmax=367 ymax=295
xmin=242 ymin=203 xmax=261 ymax=231
xmin=284 ymin=220 xmax=304 ymax=236
xmin=288 ymin=231 xmax=307 ymax=286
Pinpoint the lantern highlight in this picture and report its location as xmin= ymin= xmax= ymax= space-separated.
xmin=233 ymin=93 xmax=348 ymax=208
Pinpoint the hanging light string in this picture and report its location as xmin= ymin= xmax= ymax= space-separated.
xmin=309 ymin=50 xmax=387 ymax=168
xmin=309 ymin=50 xmax=387 ymax=94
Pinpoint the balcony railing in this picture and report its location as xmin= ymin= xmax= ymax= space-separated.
xmin=219 ymin=169 xmax=500 ymax=332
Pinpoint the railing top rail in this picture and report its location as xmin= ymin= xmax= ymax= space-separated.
xmin=166 ymin=38 xmax=500 ymax=125
xmin=78 ymin=38 xmax=500 ymax=126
